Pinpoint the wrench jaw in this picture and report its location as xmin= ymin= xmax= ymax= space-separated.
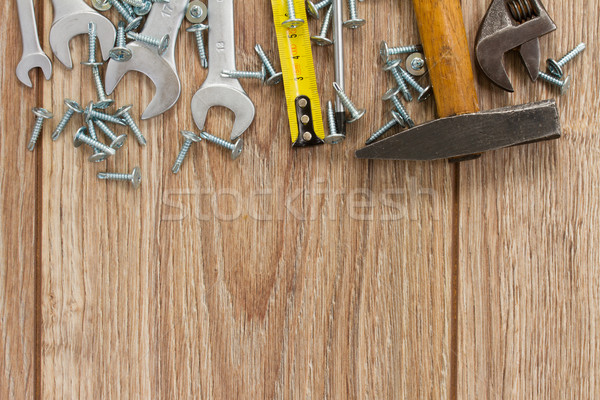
xmin=191 ymin=85 xmax=256 ymax=141
xmin=49 ymin=12 xmax=116 ymax=69
xmin=104 ymin=44 xmax=181 ymax=119
xmin=16 ymin=53 xmax=53 ymax=88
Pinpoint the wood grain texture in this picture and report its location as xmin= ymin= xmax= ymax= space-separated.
xmin=0 ymin=0 xmax=598 ymax=399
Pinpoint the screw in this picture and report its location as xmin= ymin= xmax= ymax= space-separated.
xmin=379 ymin=41 xmax=422 ymax=63
xmin=91 ymin=0 xmax=112 ymax=11
xmin=382 ymin=87 xmax=414 ymax=128
xmin=547 ymin=42 xmax=586 ymax=78
xmin=127 ymin=31 xmax=170 ymax=56
xmin=344 ymin=0 xmax=365 ymax=28
xmin=115 ymin=105 xmax=147 ymax=145
xmin=172 ymin=131 xmax=202 ymax=174
xmin=110 ymin=21 xmax=132 ymax=62
xmin=324 ymin=100 xmax=345 ymax=144
xmin=254 ymin=44 xmax=283 ymax=85
xmin=383 ymin=60 xmax=413 ymax=102
xmin=199 ymin=131 xmax=244 ymax=160
xmin=74 ymin=126 xmax=116 ymax=157
xmin=306 ymin=0 xmax=332 ymax=19
xmin=332 ymin=82 xmax=365 ymax=123
xmin=94 ymin=119 xmax=127 ymax=149
xmin=121 ymin=0 xmax=145 ymax=7
xmin=133 ymin=0 xmax=152 ymax=15
xmin=221 ymin=66 xmax=268 ymax=83
xmin=107 ymin=0 xmax=143 ymax=31
xmin=396 ymin=66 xmax=433 ymax=102
xmin=81 ymin=22 xmax=101 ymax=67
xmin=406 ymin=52 xmax=426 ymax=77
xmin=187 ymin=24 xmax=208 ymax=69
xmin=186 ymin=0 xmax=208 ymax=23
xmin=97 ymin=167 xmax=142 ymax=190
xmin=282 ymin=0 xmax=304 ymax=28
xmin=537 ymin=72 xmax=571 ymax=95
xmin=311 ymin=5 xmax=333 ymax=46
xmin=84 ymin=118 xmax=110 ymax=161
xmin=91 ymin=65 xmax=114 ymax=109
xmin=52 ymin=100 xmax=83 ymax=141
xmin=84 ymin=102 xmax=126 ymax=126
xmin=27 ymin=107 xmax=53 ymax=151
xmin=365 ymin=111 xmax=405 ymax=145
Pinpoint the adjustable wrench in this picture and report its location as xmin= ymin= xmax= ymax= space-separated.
xmin=105 ymin=0 xmax=187 ymax=119
xmin=16 ymin=0 xmax=52 ymax=87
xmin=190 ymin=0 xmax=255 ymax=140
xmin=49 ymin=0 xmax=116 ymax=69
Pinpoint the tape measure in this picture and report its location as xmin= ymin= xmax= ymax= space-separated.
xmin=271 ymin=0 xmax=324 ymax=147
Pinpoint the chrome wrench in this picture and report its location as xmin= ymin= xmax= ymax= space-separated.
xmin=190 ymin=0 xmax=255 ymax=140
xmin=16 ymin=0 xmax=52 ymax=87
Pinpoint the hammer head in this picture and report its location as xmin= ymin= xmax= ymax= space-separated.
xmin=475 ymin=0 xmax=556 ymax=92
xmin=356 ymin=100 xmax=561 ymax=161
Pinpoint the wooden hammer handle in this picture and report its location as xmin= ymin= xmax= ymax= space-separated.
xmin=412 ymin=0 xmax=479 ymax=118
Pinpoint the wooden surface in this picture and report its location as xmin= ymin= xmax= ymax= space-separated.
xmin=1 ymin=0 xmax=598 ymax=398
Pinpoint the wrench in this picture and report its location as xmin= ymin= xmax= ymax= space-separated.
xmin=104 ymin=0 xmax=187 ymax=119
xmin=16 ymin=0 xmax=52 ymax=87
xmin=49 ymin=0 xmax=116 ymax=69
xmin=190 ymin=0 xmax=255 ymax=140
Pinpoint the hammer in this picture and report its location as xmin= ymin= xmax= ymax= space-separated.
xmin=356 ymin=0 xmax=561 ymax=161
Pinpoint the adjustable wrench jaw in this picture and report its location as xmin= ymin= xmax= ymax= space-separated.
xmin=475 ymin=0 xmax=556 ymax=92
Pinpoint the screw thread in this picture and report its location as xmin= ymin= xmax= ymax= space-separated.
xmin=108 ymin=0 xmax=135 ymax=22
xmin=172 ymin=140 xmax=193 ymax=173
xmin=388 ymin=66 xmax=413 ymax=102
xmin=347 ymin=0 xmax=358 ymax=19
xmin=538 ymin=71 xmax=565 ymax=87
xmin=78 ymin=132 xmax=115 ymax=155
xmin=88 ymin=109 xmax=123 ymax=125
xmin=366 ymin=118 xmax=399 ymax=145
xmin=87 ymin=119 xmax=99 ymax=141
xmin=558 ymin=42 xmax=586 ymax=67
xmin=397 ymin=66 xmax=424 ymax=92
xmin=319 ymin=5 xmax=333 ymax=37
xmin=122 ymin=112 xmax=147 ymax=145
xmin=27 ymin=117 xmax=45 ymax=151
xmin=200 ymin=132 xmax=234 ymax=150
xmin=87 ymin=22 xmax=97 ymax=64
xmin=193 ymin=29 xmax=208 ymax=68
xmin=286 ymin=0 xmax=297 ymax=19
xmin=52 ymin=108 xmax=75 ymax=140
xmin=314 ymin=0 xmax=332 ymax=11
xmin=92 ymin=65 xmax=110 ymax=102
xmin=221 ymin=69 xmax=264 ymax=80
xmin=326 ymin=100 xmax=338 ymax=135
xmin=98 ymin=172 xmax=131 ymax=181
xmin=333 ymin=82 xmax=360 ymax=116
xmin=94 ymin=119 xmax=118 ymax=142
xmin=389 ymin=45 xmax=421 ymax=55
xmin=254 ymin=44 xmax=277 ymax=77
xmin=127 ymin=32 xmax=160 ymax=47
xmin=116 ymin=22 xmax=127 ymax=48
xmin=389 ymin=95 xmax=413 ymax=127
xmin=121 ymin=0 xmax=145 ymax=7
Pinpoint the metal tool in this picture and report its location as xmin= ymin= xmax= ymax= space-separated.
xmin=16 ymin=0 xmax=52 ymax=87
xmin=356 ymin=0 xmax=561 ymax=161
xmin=49 ymin=0 xmax=116 ymax=69
xmin=332 ymin=0 xmax=346 ymax=138
xmin=475 ymin=0 xmax=556 ymax=92
xmin=105 ymin=0 xmax=187 ymax=119
xmin=191 ymin=0 xmax=255 ymax=141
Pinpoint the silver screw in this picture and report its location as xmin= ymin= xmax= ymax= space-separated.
xmin=306 ymin=0 xmax=332 ymax=18
xmin=115 ymin=105 xmax=147 ymax=145
xmin=107 ymin=0 xmax=142 ymax=31
xmin=97 ymin=167 xmax=142 ymax=190
xmin=94 ymin=119 xmax=127 ymax=149
xmin=73 ymin=126 xmax=116 ymax=156
xmin=332 ymin=82 xmax=365 ymax=123
xmin=383 ymin=60 xmax=412 ymax=102
xmin=537 ymin=72 xmax=571 ymax=95
xmin=324 ymin=100 xmax=345 ymax=144
xmin=187 ymin=24 xmax=208 ymax=69
xmin=110 ymin=21 xmax=132 ymax=62
xmin=133 ymin=0 xmax=152 ymax=15
xmin=547 ymin=42 xmax=586 ymax=78
xmin=127 ymin=31 xmax=170 ymax=56
xmin=199 ymin=131 xmax=244 ymax=160
xmin=344 ymin=0 xmax=365 ymax=28
xmin=406 ymin=52 xmax=426 ymax=76
xmin=221 ymin=66 xmax=267 ymax=82
xmin=80 ymin=22 xmax=101 ymax=66
xmin=172 ymin=130 xmax=202 ymax=174
xmin=27 ymin=107 xmax=53 ymax=151
xmin=254 ymin=44 xmax=283 ymax=85
xmin=84 ymin=118 xmax=109 ymax=161
xmin=380 ymin=41 xmax=422 ymax=63
xmin=396 ymin=66 xmax=433 ymax=102
xmin=365 ymin=111 xmax=405 ymax=145
xmin=282 ymin=0 xmax=304 ymax=28
xmin=121 ymin=0 xmax=145 ymax=8
xmin=52 ymin=99 xmax=83 ymax=141
xmin=91 ymin=65 xmax=114 ymax=109
xmin=311 ymin=5 xmax=333 ymax=46
xmin=382 ymin=87 xmax=415 ymax=128
xmin=84 ymin=102 xmax=126 ymax=126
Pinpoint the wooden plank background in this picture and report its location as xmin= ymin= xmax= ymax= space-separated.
xmin=1 ymin=0 xmax=598 ymax=398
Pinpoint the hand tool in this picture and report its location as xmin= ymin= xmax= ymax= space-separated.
xmin=475 ymin=0 xmax=556 ymax=92
xmin=331 ymin=0 xmax=346 ymax=141
xmin=356 ymin=0 xmax=561 ymax=161
xmin=49 ymin=0 xmax=116 ymax=69
xmin=16 ymin=0 xmax=52 ymax=87
xmin=105 ymin=0 xmax=187 ymax=119
xmin=271 ymin=0 xmax=324 ymax=146
xmin=190 ymin=0 xmax=255 ymax=141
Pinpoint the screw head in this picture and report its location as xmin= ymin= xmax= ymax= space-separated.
xmin=181 ymin=130 xmax=202 ymax=142
xmin=306 ymin=1 xmax=319 ymax=18
xmin=265 ymin=71 xmax=283 ymax=86
xmin=343 ymin=18 xmax=366 ymax=29
xmin=382 ymin=59 xmax=401 ymax=72
xmin=89 ymin=152 xmax=108 ymax=162
xmin=73 ymin=126 xmax=87 ymax=147
xmin=134 ymin=0 xmax=151 ymax=15
xmin=91 ymin=0 xmax=111 ymax=11
xmin=390 ymin=110 xmax=406 ymax=128
xmin=417 ymin=86 xmax=433 ymax=102
xmin=382 ymin=86 xmax=400 ymax=101
xmin=93 ymin=99 xmax=115 ymax=110
xmin=324 ymin=133 xmax=346 ymax=145
xmin=231 ymin=138 xmax=244 ymax=160
xmin=109 ymin=45 xmax=132 ymax=62
xmin=114 ymin=104 xmax=133 ymax=118
xmin=81 ymin=60 xmax=103 ymax=67
xmin=186 ymin=23 xmax=209 ymax=34
xmin=282 ymin=18 xmax=305 ymax=29
xmin=546 ymin=58 xmax=563 ymax=78
xmin=311 ymin=35 xmax=333 ymax=46
xmin=32 ymin=107 xmax=53 ymax=119
xmin=379 ymin=41 xmax=391 ymax=63
xmin=406 ymin=52 xmax=426 ymax=76
xmin=157 ymin=34 xmax=170 ymax=56
xmin=110 ymin=134 xmax=128 ymax=149
xmin=64 ymin=99 xmax=84 ymax=113
xmin=125 ymin=16 xmax=143 ymax=32
xmin=186 ymin=1 xmax=208 ymax=23
xmin=130 ymin=167 xmax=142 ymax=189
xmin=560 ymin=75 xmax=571 ymax=95
xmin=346 ymin=108 xmax=365 ymax=123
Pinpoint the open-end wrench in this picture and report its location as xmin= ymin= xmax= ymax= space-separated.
xmin=50 ymin=0 xmax=116 ymax=69
xmin=190 ymin=0 xmax=255 ymax=140
xmin=104 ymin=0 xmax=187 ymax=119
xmin=16 ymin=0 xmax=52 ymax=87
